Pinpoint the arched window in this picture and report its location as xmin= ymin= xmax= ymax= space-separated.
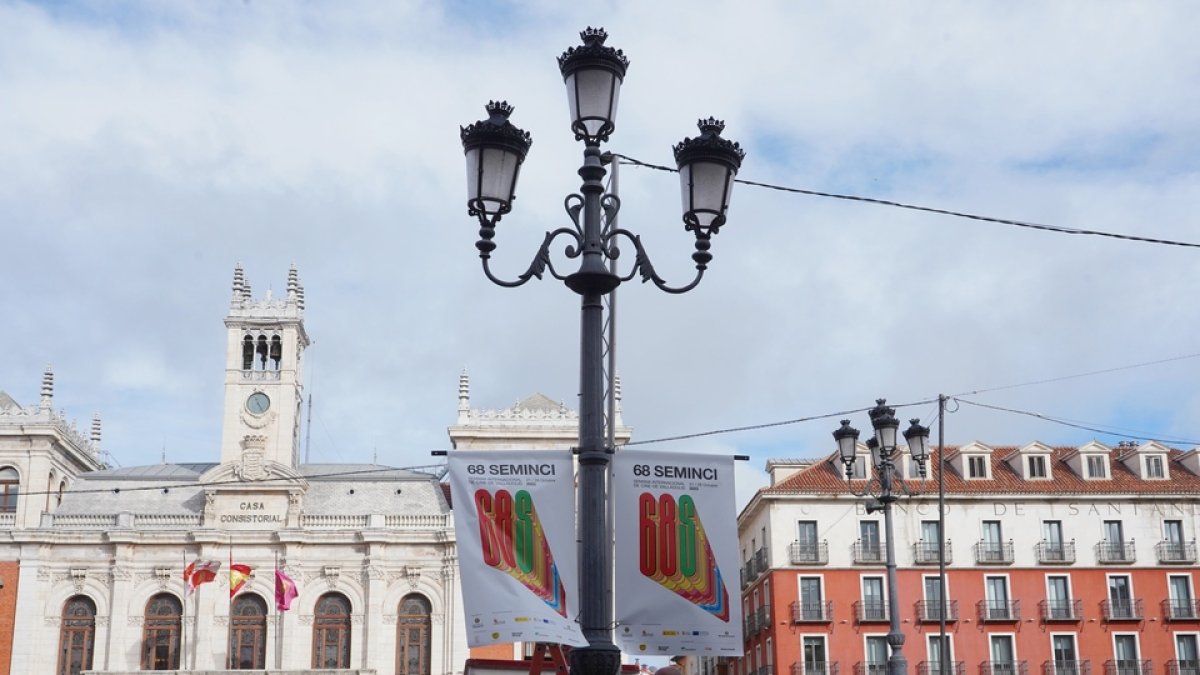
xmin=269 ymin=335 xmax=282 ymax=370
xmin=57 ymin=596 xmax=96 ymax=675
xmin=255 ymin=336 xmax=269 ymax=370
xmin=228 ymin=594 xmax=267 ymax=669
xmin=242 ymin=335 xmax=255 ymax=370
xmin=396 ymin=594 xmax=432 ymax=675
xmin=142 ymin=593 xmax=182 ymax=669
xmin=312 ymin=592 xmax=351 ymax=668
xmin=57 ymin=480 xmax=67 ymax=507
xmin=0 ymin=466 xmax=18 ymax=513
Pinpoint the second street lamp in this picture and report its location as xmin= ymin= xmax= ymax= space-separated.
xmin=459 ymin=27 xmax=745 ymax=675
xmin=835 ymin=400 xmax=931 ymax=675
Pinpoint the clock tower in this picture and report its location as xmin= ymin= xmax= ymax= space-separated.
xmin=219 ymin=264 xmax=309 ymax=468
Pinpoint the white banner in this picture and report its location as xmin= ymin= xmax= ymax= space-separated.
xmin=449 ymin=450 xmax=587 ymax=647
xmin=613 ymin=451 xmax=742 ymax=657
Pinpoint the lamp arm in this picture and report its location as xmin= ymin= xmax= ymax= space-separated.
xmin=604 ymin=228 xmax=706 ymax=294
xmin=480 ymin=227 xmax=582 ymax=288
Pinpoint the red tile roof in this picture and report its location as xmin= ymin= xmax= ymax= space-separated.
xmin=762 ymin=446 xmax=1200 ymax=497
xmin=440 ymin=481 xmax=453 ymax=508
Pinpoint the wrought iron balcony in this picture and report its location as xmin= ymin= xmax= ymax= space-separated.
xmin=980 ymin=661 xmax=1028 ymax=675
xmin=916 ymin=599 xmax=959 ymax=622
xmin=1040 ymin=599 xmax=1082 ymax=621
xmin=742 ymin=613 xmax=756 ymax=637
xmin=754 ymin=546 xmax=768 ymax=571
xmin=1167 ymin=660 xmax=1200 ymax=675
xmin=756 ymin=666 xmax=771 ymax=675
xmin=913 ymin=539 xmax=953 ymax=565
xmin=855 ymin=663 xmax=889 ymax=675
xmin=1163 ymin=598 xmax=1200 ymax=620
xmin=1096 ymin=540 xmax=1136 ymax=564
xmin=740 ymin=564 xmax=751 ymax=590
xmin=794 ymin=663 xmax=839 ymax=675
xmin=1043 ymin=661 xmax=1091 ymax=675
xmin=790 ymin=540 xmax=828 ymax=565
xmin=919 ymin=662 xmax=966 ymax=675
xmin=791 ymin=599 xmax=832 ymax=623
xmin=855 ymin=600 xmax=889 ymax=622
xmin=1156 ymin=540 xmax=1197 ymax=564
xmin=1104 ymin=660 xmax=1152 ymax=675
xmin=1036 ymin=540 xmax=1076 ymax=564
xmin=978 ymin=599 xmax=1021 ymax=621
xmin=753 ymin=605 xmax=770 ymax=634
xmin=853 ymin=539 xmax=885 ymax=564
xmin=1101 ymin=598 xmax=1143 ymax=621
xmin=974 ymin=540 xmax=1015 ymax=564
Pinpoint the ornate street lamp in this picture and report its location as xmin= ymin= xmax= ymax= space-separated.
xmin=835 ymin=400 xmax=931 ymax=675
xmin=459 ymin=27 xmax=745 ymax=675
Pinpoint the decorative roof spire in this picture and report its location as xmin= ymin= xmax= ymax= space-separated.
xmin=232 ymin=263 xmax=245 ymax=305
xmin=40 ymin=365 xmax=54 ymax=409
xmin=90 ymin=413 xmax=101 ymax=445
xmin=296 ymin=283 xmax=305 ymax=310
xmin=457 ymin=369 xmax=471 ymax=422
xmin=613 ymin=372 xmax=623 ymax=414
xmin=287 ymin=263 xmax=299 ymax=302
xmin=243 ymin=281 xmax=252 ymax=300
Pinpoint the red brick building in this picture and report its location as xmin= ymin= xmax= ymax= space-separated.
xmin=732 ymin=441 xmax=1200 ymax=675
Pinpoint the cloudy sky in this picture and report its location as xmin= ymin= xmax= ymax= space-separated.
xmin=3 ymin=1 xmax=1200 ymax=505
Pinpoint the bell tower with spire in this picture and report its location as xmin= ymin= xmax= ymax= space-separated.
xmin=219 ymin=264 xmax=309 ymax=468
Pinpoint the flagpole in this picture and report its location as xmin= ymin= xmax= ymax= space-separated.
xmin=228 ymin=544 xmax=234 ymax=669
xmin=180 ymin=550 xmax=187 ymax=671
xmin=275 ymin=551 xmax=282 ymax=669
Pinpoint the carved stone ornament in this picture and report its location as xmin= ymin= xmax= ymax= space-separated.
xmin=128 ymin=616 xmax=145 ymax=627
xmin=299 ymin=614 xmax=314 ymax=626
xmin=236 ymin=444 xmax=269 ymax=481
xmin=364 ymin=565 xmax=385 ymax=582
xmin=36 ymin=568 xmax=50 ymax=582
xmin=214 ymin=616 xmax=229 ymax=626
xmin=44 ymin=617 xmax=61 ymax=627
xmin=70 ymin=569 xmax=87 ymax=593
xmin=350 ymin=614 xmax=364 ymax=625
xmin=111 ymin=566 xmax=134 ymax=583
xmin=96 ymin=616 xmax=110 ymax=627
xmin=383 ymin=614 xmax=398 ymax=625
xmin=239 ymin=407 xmax=277 ymax=430
xmin=432 ymin=612 xmax=445 ymax=625
xmin=406 ymin=567 xmax=422 ymax=590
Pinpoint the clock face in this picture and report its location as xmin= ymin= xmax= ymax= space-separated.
xmin=246 ymin=392 xmax=271 ymax=415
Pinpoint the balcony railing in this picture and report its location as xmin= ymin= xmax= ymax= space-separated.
xmin=753 ymin=606 xmax=770 ymax=634
xmin=1036 ymin=540 xmax=1076 ymax=564
xmin=974 ymin=540 xmax=1015 ymax=564
xmin=756 ymin=667 xmax=771 ymax=675
xmin=1043 ymin=661 xmax=1092 ymax=675
xmin=919 ymin=662 xmax=966 ymax=675
xmin=794 ymin=663 xmax=838 ymax=675
xmin=790 ymin=540 xmax=829 ymax=565
xmin=791 ymin=600 xmax=832 ymax=623
xmin=916 ymin=599 xmax=959 ymax=622
xmin=1096 ymin=540 xmax=1136 ymax=564
xmin=913 ymin=540 xmax=953 ymax=565
xmin=855 ymin=663 xmax=889 ymax=675
xmin=855 ymin=600 xmax=889 ymax=622
xmin=1167 ymin=660 xmax=1200 ymax=675
xmin=978 ymin=599 xmax=1021 ymax=621
xmin=1101 ymin=598 xmax=1143 ymax=621
xmin=853 ymin=539 xmax=885 ymax=564
xmin=1104 ymin=660 xmax=1152 ymax=675
xmin=1163 ymin=598 xmax=1200 ymax=620
xmin=740 ymin=564 xmax=751 ymax=590
xmin=1040 ymin=599 xmax=1082 ymax=621
xmin=981 ymin=661 xmax=1029 ymax=675
xmin=742 ymin=613 xmax=757 ymax=637
xmin=1156 ymin=540 xmax=1198 ymax=564
xmin=754 ymin=547 xmax=769 ymax=574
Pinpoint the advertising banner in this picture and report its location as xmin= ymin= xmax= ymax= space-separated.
xmin=613 ymin=450 xmax=743 ymax=657
xmin=448 ymin=450 xmax=587 ymax=647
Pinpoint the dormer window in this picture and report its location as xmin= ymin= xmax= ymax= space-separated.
xmin=850 ymin=455 xmax=867 ymax=479
xmin=967 ymin=456 xmax=989 ymax=479
xmin=1145 ymin=455 xmax=1166 ymax=479
xmin=1027 ymin=455 xmax=1048 ymax=479
xmin=1085 ymin=455 xmax=1108 ymax=479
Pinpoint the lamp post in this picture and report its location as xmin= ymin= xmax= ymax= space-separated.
xmin=834 ymin=400 xmax=931 ymax=675
xmin=459 ymin=27 xmax=745 ymax=675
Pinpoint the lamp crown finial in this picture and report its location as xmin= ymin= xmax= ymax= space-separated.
xmin=486 ymin=100 xmax=515 ymax=120
xmin=580 ymin=26 xmax=608 ymax=45
xmin=697 ymin=117 xmax=726 ymax=135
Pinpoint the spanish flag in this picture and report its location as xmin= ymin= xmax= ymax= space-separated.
xmin=230 ymin=563 xmax=253 ymax=597
xmin=183 ymin=559 xmax=220 ymax=595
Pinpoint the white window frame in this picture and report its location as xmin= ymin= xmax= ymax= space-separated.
xmin=987 ymin=633 xmax=1018 ymax=665
xmin=967 ymin=455 xmax=989 ymax=479
xmin=1110 ymin=633 xmax=1141 ymax=664
xmin=1174 ymin=631 xmax=1200 ymax=664
xmin=1027 ymin=455 xmax=1049 ymax=479
xmin=1145 ymin=455 xmax=1167 ymax=479
xmin=1086 ymin=455 xmax=1108 ymax=479
xmin=861 ymin=573 xmax=887 ymax=619
xmin=1044 ymin=573 xmax=1075 ymax=602
xmin=863 ymin=633 xmax=890 ymax=669
xmin=1048 ymin=633 xmax=1079 ymax=666
xmin=800 ymin=634 xmax=827 ymax=675
xmin=1168 ymin=574 xmax=1195 ymax=601
xmin=926 ymin=633 xmax=956 ymax=665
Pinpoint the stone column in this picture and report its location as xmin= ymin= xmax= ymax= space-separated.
xmin=105 ymin=557 xmax=134 ymax=670
xmin=362 ymin=546 xmax=386 ymax=670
